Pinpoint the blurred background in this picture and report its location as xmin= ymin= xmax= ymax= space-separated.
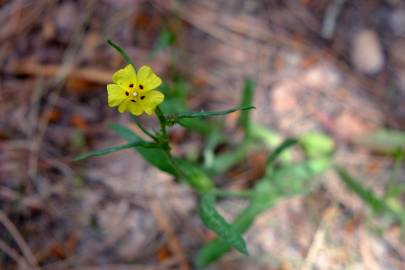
xmin=1 ymin=0 xmax=405 ymax=269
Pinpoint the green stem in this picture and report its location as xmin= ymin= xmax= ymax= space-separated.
xmin=107 ymin=39 xmax=136 ymax=69
xmin=385 ymin=149 xmax=404 ymax=198
xmin=213 ymin=189 xmax=252 ymax=198
xmin=131 ymin=115 xmax=158 ymax=142
xmin=155 ymin=106 xmax=198 ymax=189
xmin=171 ymin=105 xmax=255 ymax=120
xmin=155 ymin=106 xmax=169 ymax=146
xmin=166 ymin=153 xmax=189 ymax=180
xmin=156 ymin=109 xmax=184 ymax=177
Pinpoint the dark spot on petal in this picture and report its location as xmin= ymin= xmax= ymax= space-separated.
xmin=129 ymin=84 xmax=134 ymax=88
xmin=139 ymin=84 xmax=144 ymax=90
xmin=125 ymin=91 xmax=129 ymax=96
xmin=140 ymin=96 xmax=145 ymax=100
xmin=131 ymin=99 xmax=136 ymax=102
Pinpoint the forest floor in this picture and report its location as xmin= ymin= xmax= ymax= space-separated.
xmin=1 ymin=0 xmax=405 ymax=269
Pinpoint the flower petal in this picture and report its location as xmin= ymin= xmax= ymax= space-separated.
xmin=107 ymin=84 xmax=127 ymax=107
xmin=140 ymin=90 xmax=164 ymax=115
xmin=128 ymin=101 xmax=143 ymax=116
xmin=112 ymin=64 xmax=137 ymax=86
xmin=137 ymin=65 xmax=162 ymax=91
xmin=118 ymin=100 xmax=130 ymax=113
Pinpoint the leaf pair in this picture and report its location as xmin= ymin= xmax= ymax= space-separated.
xmin=195 ymin=137 xmax=333 ymax=267
xmin=109 ymin=124 xmax=214 ymax=192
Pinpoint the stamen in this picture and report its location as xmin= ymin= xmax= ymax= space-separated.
xmin=131 ymin=99 xmax=136 ymax=102
xmin=125 ymin=91 xmax=129 ymax=96
xmin=140 ymin=96 xmax=145 ymax=100
xmin=129 ymin=84 xmax=134 ymax=88
xmin=139 ymin=85 xmax=144 ymax=90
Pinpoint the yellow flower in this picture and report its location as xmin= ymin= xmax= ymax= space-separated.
xmin=106 ymin=64 xmax=164 ymax=116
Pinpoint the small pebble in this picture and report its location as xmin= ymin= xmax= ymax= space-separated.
xmin=352 ymin=29 xmax=385 ymax=75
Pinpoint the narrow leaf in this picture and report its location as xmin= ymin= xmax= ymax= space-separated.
xmin=107 ymin=39 xmax=136 ymax=68
xmin=196 ymin=157 xmax=331 ymax=267
xmin=174 ymin=159 xmax=214 ymax=192
xmin=299 ymin=133 xmax=335 ymax=158
xmin=266 ymin=138 xmax=298 ymax=172
xmin=336 ymin=166 xmax=405 ymax=225
xmin=208 ymin=140 xmax=251 ymax=175
xmin=195 ymin=190 xmax=277 ymax=268
xmin=168 ymin=105 xmax=255 ymax=123
xmin=109 ymin=124 xmax=177 ymax=175
xmin=109 ymin=124 xmax=214 ymax=192
xmin=354 ymin=129 xmax=405 ymax=154
xmin=239 ymin=78 xmax=255 ymax=133
xmin=199 ymin=193 xmax=248 ymax=256
xmin=151 ymin=28 xmax=176 ymax=56
xmin=270 ymin=159 xmax=331 ymax=196
xmin=335 ymin=166 xmax=387 ymax=213
xmin=75 ymin=141 xmax=158 ymax=161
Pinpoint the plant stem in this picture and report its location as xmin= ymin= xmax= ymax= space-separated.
xmin=155 ymin=106 xmax=195 ymax=188
xmin=107 ymin=40 xmax=136 ymax=69
xmin=155 ymin=106 xmax=169 ymax=148
xmin=131 ymin=115 xmax=159 ymax=142
xmin=213 ymin=189 xmax=253 ymax=198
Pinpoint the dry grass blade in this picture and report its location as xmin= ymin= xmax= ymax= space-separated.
xmin=6 ymin=60 xmax=112 ymax=84
xmin=0 ymin=211 xmax=40 ymax=269
xmin=148 ymin=199 xmax=190 ymax=270
xmin=301 ymin=206 xmax=339 ymax=270
xmin=0 ymin=239 xmax=32 ymax=269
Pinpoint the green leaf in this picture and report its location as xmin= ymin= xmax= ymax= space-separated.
xmin=335 ymin=166 xmax=387 ymax=213
xmin=208 ymin=140 xmax=251 ymax=175
xmin=299 ymin=133 xmax=335 ymax=158
xmin=335 ymin=166 xmax=405 ymax=225
xmin=151 ymin=28 xmax=176 ymax=57
xmin=109 ymin=124 xmax=177 ymax=175
xmin=75 ymin=141 xmax=158 ymax=161
xmin=195 ymin=176 xmax=280 ymax=268
xmin=198 ymin=193 xmax=248 ymax=256
xmin=196 ymin=157 xmax=331 ymax=267
xmin=354 ymin=129 xmax=405 ymax=154
xmin=250 ymin=123 xmax=293 ymax=162
xmin=110 ymin=124 xmax=214 ymax=192
xmin=159 ymin=79 xmax=215 ymax=134
xmin=203 ymin=131 xmax=226 ymax=169
xmin=166 ymin=106 xmax=255 ymax=125
xmin=107 ymin=39 xmax=136 ymax=68
xmin=174 ymin=159 xmax=214 ymax=192
xmin=159 ymin=79 xmax=189 ymax=113
xmin=270 ymin=159 xmax=331 ymax=196
xmin=177 ymin=118 xmax=214 ymax=134
xmin=195 ymin=238 xmax=230 ymax=268
xmin=266 ymin=138 xmax=298 ymax=170
xmin=130 ymin=115 xmax=158 ymax=141
xmin=239 ymin=78 xmax=256 ymax=134
xmin=250 ymin=123 xmax=282 ymax=147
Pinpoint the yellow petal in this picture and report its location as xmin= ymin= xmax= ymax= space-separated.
xmin=118 ymin=100 xmax=129 ymax=113
xmin=112 ymin=64 xmax=137 ymax=87
xmin=140 ymin=90 xmax=164 ymax=115
xmin=107 ymin=84 xmax=126 ymax=107
xmin=137 ymin=65 xmax=162 ymax=91
xmin=128 ymin=101 xmax=143 ymax=116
